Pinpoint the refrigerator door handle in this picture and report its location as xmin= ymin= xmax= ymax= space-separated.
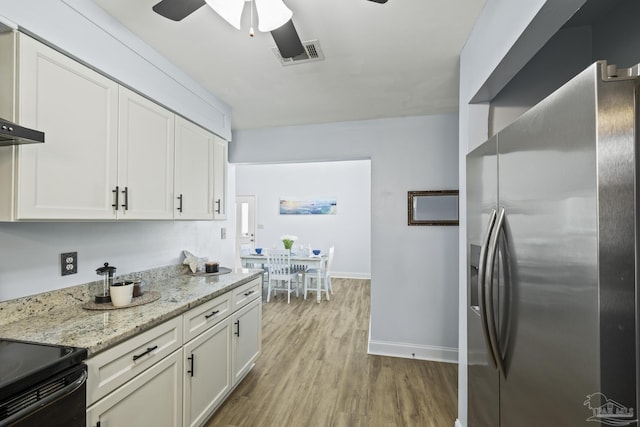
xmin=484 ymin=206 xmax=507 ymax=377
xmin=478 ymin=208 xmax=498 ymax=368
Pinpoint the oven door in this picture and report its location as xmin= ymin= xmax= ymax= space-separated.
xmin=0 ymin=365 xmax=86 ymax=427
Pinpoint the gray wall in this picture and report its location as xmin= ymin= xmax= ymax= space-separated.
xmin=489 ymin=1 xmax=640 ymax=137
xmin=489 ymin=26 xmax=593 ymax=135
xmin=592 ymin=1 xmax=640 ymax=68
xmin=231 ymin=114 xmax=460 ymax=362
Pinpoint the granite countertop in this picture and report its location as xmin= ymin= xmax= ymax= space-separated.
xmin=0 ymin=268 xmax=262 ymax=357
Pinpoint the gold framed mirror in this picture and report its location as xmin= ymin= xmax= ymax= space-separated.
xmin=408 ymin=190 xmax=459 ymax=226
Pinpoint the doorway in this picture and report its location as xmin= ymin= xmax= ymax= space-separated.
xmin=235 ymin=195 xmax=257 ymax=267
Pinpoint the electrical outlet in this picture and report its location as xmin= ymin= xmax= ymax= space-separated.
xmin=221 ymin=227 xmax=227 ymax=239
xmin=61 ymin=252 xmax=77 ymax=276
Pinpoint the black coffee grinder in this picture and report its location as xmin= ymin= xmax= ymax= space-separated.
xmin=95 ymin=262 xmax=116 ymax=304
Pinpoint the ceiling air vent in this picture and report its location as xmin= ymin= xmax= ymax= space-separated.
xmin=272 ymin=40 xmax=325 ymax=66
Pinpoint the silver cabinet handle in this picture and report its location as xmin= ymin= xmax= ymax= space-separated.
xmin=484 ymin=207 xmax=507 ymax=377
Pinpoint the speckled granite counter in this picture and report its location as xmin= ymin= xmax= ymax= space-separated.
xmin=0 ymin=268 xmax=262 ymax=356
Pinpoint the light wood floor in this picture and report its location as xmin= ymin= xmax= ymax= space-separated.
xmin=205 ymin=278 xmax=458 ymax=427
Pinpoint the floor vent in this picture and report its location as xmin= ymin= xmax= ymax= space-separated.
xmin=272 ymin=40 xmax=325 ymax=66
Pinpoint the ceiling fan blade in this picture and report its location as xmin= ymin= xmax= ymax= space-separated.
xmin=367 ymin=0 xmax=388 ymax=3
xmin=271 ymin=20 xmax=305 ymax=59
xmin=152 ymin=0 xmax=206 ymax=21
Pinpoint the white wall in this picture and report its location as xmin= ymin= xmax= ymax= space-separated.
xmin=0 ymin=1 xmax=238 ymax=302
xmin=0 ymin=220 xmax=234 ymax=301
xmin=235 ymin=160 xmax=371 ymax=278
xmin=457 ymin=0 xmax=588 ymax=426
xmin=0 ymin=166 xmax=237 ymax=301
xmin=231 ymin=114 xmax=460 ymax=362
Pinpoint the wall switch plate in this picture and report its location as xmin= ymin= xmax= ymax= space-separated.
xmin=61 ymin=252 xmax=77 ymax=276
xmin=221 ymin=227 xmax=227 ymax=239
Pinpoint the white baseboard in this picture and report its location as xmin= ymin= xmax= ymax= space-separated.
xmin=367 ymin=339 xmax=458 ymax=363
xmin=331 ymin=272 xmax=371 ymax=280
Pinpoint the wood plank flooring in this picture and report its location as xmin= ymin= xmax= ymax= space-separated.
xmin=205 ymin=278 xmax=458 ymax=427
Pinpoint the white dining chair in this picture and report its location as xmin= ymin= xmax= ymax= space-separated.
xmin=303 ymin=246 xmax=334 ymax=302
xmin=266 ymin=249 xmax=300 ymax=304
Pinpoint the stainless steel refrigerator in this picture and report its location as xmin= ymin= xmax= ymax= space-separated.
xmin=467 ymin=61 xmax=639 ymax=426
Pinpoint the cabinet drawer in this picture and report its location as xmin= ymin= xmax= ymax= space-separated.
xmin=86 ymin=316 xmax=182 ymax=406
xmin=231 ymin=278 xmax=261 ymax=310
xmin=183 ymin=292 xmax=232 ymax=342
xmin=87 ymin=349 xmax=183 ymax=427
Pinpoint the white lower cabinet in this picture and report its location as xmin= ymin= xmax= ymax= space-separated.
xmin=183 ymin=317 xmax=232 ymax=427
xmin=87 ymin=349 xmax=183 ymax=427
xmin=86 ymin=278 xmax=262 ymax=427
xmin=231 ymin=297 xmax=262 ymax=386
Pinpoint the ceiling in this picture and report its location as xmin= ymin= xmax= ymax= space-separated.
xmin=93 ymin=0 xmax=486 ymax=131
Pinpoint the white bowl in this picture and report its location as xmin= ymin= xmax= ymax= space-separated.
xmin=110 ymin=282 xmax=134 ymax=307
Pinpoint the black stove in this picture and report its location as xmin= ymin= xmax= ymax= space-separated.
xmin=0 ymin=339 xmax=86 ymax=401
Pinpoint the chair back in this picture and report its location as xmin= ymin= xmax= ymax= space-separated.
xmin=267 ymin=249 xmax=294 ymax=276
xmin=324 ymin=246 xmax=335 ymax=278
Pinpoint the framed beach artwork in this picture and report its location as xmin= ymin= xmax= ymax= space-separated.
xmin=279 ymin=198 xmax=337 ymax=215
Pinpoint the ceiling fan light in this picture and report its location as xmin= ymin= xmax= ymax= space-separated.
xmin=205 ymin=0 xmax=245 ymax=30
xmin=255 ymin=0 xmax=292 ymax=32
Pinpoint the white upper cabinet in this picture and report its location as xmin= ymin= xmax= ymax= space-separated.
xmin=117 ymin=86 xmax=175 ymax=220
xmin=0 ymin=32 xmax=222 ymax=222
xmin=212 ymin=136 xmax=227 ymax=220
xmin=174 ymin=116 xmax=214 ymax=220
xmin=6 ymin=32 xmax=119 ymax=220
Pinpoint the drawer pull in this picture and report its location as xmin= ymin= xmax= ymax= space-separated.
xmin=243 ymin=290 xmax=255 ymax=297
xmin=205 ymin=310 xmax=220 ymax=319
xmin=187 ymin=354 xmax=195 ymax=377
xmin=132 ymin=345 xmax=158 ymax=361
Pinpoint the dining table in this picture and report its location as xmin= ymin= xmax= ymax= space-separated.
xmin=240 ymin=252 xmax=329 ymax=303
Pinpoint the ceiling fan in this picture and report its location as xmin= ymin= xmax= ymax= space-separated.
xmin=152 ymin=0 xmax=388 ymax=59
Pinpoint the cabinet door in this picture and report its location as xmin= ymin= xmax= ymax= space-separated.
xmin=183 ymin=317 xmax=232 ymax=427
xmin=15 ymin=34 xmax=118 ymax=220
xmin=87 ymin=349 xmax=183 ymax=427
xmin=175 ymin=116 xmax=214 ymax=220
xmin=231 ymin=297 xmax=262 ymax=385
xmin=212 ymin=136 xmax=227 ymax=220
xmin=118 ymin=86 xmax=175 ymax=219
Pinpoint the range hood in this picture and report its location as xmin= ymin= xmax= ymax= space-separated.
xmin=0 ymin=117 xmax=44 ymax=146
